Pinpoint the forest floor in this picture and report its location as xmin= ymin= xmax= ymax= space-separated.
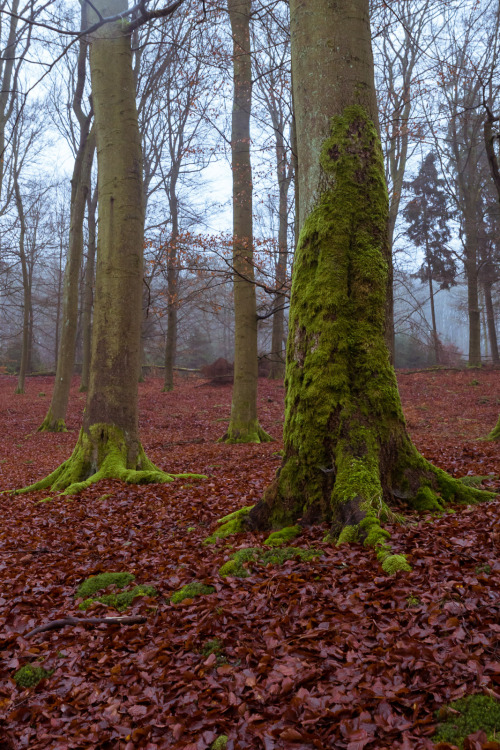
xmin=0 ymin=369 xmax=499 ymax=750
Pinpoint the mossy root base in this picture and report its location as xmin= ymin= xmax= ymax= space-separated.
xmin=219 ymin=421 xmax=273 ymax=444
xmin=38 ymin=409 xmax=67 ymax=433
xmin=486 ymin=418 xmax=500 ymax=441
xmin=16 ymin=423 xmax=205 ymax=495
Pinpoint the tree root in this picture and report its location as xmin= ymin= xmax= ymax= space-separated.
xmin=38 ymin=409 xmax=67 ymax=433
xmin=486 ymin=418 xmax=500 ymax=441
xmin=15 ymin=424 xmax=206 ymax=495
xmin=219 ymin=422 xmax=273 ymax=444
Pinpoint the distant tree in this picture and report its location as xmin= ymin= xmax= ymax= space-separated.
xmin=221 ymin=0 xmax=271 ymax=443
xmin=39 ymin=2 xmax=95 ymax=431
xmin=403 ymin=152 xmax=455 ymax=364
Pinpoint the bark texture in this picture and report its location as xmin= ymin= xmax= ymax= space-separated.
xmin=241 ymin=0 xmax=492 ymax=573
xmin=222 ymin=0 xmax=271 ymax=443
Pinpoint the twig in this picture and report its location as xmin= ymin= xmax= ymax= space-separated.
xmin=25 ymin=615 xmax=146 ymax=638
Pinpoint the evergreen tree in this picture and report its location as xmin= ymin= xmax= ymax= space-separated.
xmin=403 ymin=152 xmax=456 ymax=364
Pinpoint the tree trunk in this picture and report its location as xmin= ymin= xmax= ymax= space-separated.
xmin=269 ymin=126 xmax=290 ymax=380
xmin=426 ymin=253 xmax=440 ymax=365
xmin=38 ymin=127 xmax=95 ymax=430
xmin=18 ymin=0 xmax=201 ymax=495
xmin=222 ymin=0 xmax=271 ymax=443
xmin=80 ymin=188 xmax=97 ymax=392
xmin=14 ymin=173 xmax=29 ymax=395
xmin=483 ymin=281 xmax=499 ymax=365
xmin=163 ymin=169 xmax=180 ymax=392
xmin=240 ymin=0 xmax=490 ymax=573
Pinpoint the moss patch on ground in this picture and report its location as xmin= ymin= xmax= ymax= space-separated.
xmin=76 ymin=571 xmax=156 ymax=611
xmin=433 ymin=694 xmax=500 ymax=748
xmin=203 ymin=505 xmax=254 ymax=545
xmin=219 ymin=546 xmax=322 ymax=577
xmin=170 ymin=582 xmax=215 ymax=604
xmin=14 ymin=664 xmax=53 ymax=688
xmin=211 ymin=736 xmax=228 ymax=750
xmin=264 ymin=525 xmax=301 ymax=546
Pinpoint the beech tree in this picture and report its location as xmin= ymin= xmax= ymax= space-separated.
xmin=217 ymin=0 xmax=493 ymax=572
xmin=39 ymin=3 xmax=95 ymax=430
xmin=222 ymin=0 xmax=270 ymax=443
xmin=18 ymin=0 xmax=202 ymax=494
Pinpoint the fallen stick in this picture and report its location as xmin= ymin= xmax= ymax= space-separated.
xmin=25 ymin=615 xmax=146 ymax=638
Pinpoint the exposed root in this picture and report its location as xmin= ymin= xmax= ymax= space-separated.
xmin=247 ymin=447 xmax=496 ymax=575
xmin=16 ymin=423 xmax=205 ymax=495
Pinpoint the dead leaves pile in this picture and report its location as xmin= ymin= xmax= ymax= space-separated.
xmin=0 ymin=372 xmax=499 ymax=749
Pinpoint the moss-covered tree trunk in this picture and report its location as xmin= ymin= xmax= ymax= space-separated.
xmin=80 ymin=188 xmax=97 ymax=393
xmin=245 ymin=0 xmax=491 ymax=572
xmin=17 ymin=0 xmax=201 ymax=495
xmin=222 ymin=0 xmax=271 ymax=443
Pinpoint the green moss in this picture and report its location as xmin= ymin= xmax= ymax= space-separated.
xmin=381 ymin=554 xmax=411 ymax=574
xmin=16 ymin=424 xmax=206 ymax=495
xmin=412 ymin=485 xmax=444 ymax=512
xmin=202 ymin=638 xmax=223 ymax=657
xmin=38 ymin=407 xmax=67 ymax=433
xmin=170 ymin=582 xmax=215 ymax=604
xmin=359 ymin=516 xmax=391 ymax=546
xmin=335 ymin=525 xmax=359 ymax=544
xmin=203 ymin=505 xmax=254 ymax=545
xmin=219 ymin=547 xmax=259 ymax=577
xmin=475 ymin=564 xmax=491 ymax=575
xmin=77 ymin=571 xmax=134 ymax=598
xmin=458 ymin=475 xmax=497 ymax=487
xmin=211 ymin=736 xmax=228 ymax=750
xmin=487 ymin=416 xmax=500 ymax=440
xmin=434 ymin=694 xmax=500 ymax=748
xmin=79 ymin=585 xmax=156 ymax=611
xmin=14 ymin=664 xmax=53 ymax=688
xmin=264 ymin=525 xmax=301 ymax=546
xmin=219 ymin=546 xmax=322 ymax=577
xmin=406 ymin=595 xmax=420 ymax=607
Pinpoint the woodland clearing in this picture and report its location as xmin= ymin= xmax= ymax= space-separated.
xmin=0 ymin=370 xmax=499 ymax=750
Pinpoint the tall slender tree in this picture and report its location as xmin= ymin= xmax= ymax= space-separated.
xmin=39 ymin=3 xmax=95 ymax=431
xmin=221 ymin=0 xmax=271 ymax=442
xmin=17 ymin=0 xmax=201 ymax=495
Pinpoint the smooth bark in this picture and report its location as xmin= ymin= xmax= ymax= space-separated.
xmin=80 ymin=188 xmax=97 ymax=392
xmin=222 ymin=0 xmax=270 ymax=443
xmin=39 ymin=128 xmax=95 ymax=430
xmin=13 ymin=171 xmax=29 ymax=394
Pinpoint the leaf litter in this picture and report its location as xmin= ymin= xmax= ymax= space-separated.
xmin=0 ymin=369 xmax=499 ymax=749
